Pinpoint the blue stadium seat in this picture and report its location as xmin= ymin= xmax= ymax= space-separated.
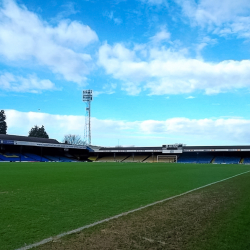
xmin=178 ymin=154 xmax=214 ymax=164
xmin=14 ymin=153 xmax=34 ymax=161
xmin=57 ymin=156 xmax=73 ymax=162
xmin=45 ymin=155 xmax=75 ymax=162
xmin=25 ymin=153 xmax=49 ymax=162
xmin=178 ymin=157 xmax=197 ymax=163
xmin=0 ymin=153 xmax=20 ymax=162
xmin=197 ymin=155 xmax=214 ymax=164
xmin=213 ymin=156 xmax=240 ymax=164
xmin=45 ymin=155 xmax=60 ymax=161
xmin=242 ymin=157 xmax=250 ymax=164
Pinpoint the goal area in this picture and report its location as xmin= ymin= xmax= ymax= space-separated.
xmin=157 ymin=155 xmax=177 ymax=163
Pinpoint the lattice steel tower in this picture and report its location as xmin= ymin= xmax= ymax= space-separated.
xmin=83 ymin=90 xmax=93 ymax=145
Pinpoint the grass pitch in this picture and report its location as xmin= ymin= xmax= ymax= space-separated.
xmin=38 ymin=169 xmax=250 ymax=250
xmin=0 ymin=162 xmax=250 ymax=250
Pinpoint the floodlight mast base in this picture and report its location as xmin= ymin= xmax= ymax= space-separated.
xmin=83 ymin=90 xmax=93 ymax=145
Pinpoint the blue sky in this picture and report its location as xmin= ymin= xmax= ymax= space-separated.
xmin=1 ymin=0 xmax=250 ymax=146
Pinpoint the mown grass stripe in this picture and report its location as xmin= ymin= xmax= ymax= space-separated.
xmin=16 ymin=169 xmax=250 ymax=250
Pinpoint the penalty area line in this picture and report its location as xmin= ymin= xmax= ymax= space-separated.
xmin=16 ymin=169 xmax=250 ymax=250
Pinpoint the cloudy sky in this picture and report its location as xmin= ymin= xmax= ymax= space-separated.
xmin=1 ymin=0 xmax=250 ymax=146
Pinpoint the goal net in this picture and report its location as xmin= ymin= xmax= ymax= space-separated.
xmin=157 ymin=155 xmax=177 ymax=163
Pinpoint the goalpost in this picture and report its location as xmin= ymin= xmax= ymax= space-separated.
xmin=157 ymin=155 xmax=177 ymax=163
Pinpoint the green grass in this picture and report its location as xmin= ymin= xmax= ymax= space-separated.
xmin=191 ymin=172 xmax=250 ymax=250
xmin=0 ymin=162 xmax=250 ymax=250
xmin=40 ymin=169 xmax=250 ymax=250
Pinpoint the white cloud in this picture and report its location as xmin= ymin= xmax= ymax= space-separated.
xmin=5 ymin=109 xmax=139 ymax=143
xmin=5 ymin=109 xmax=250 ymax=145
xmin=175 ymin=0 xmax=250 ymax=38
xmin=49 ymin=20 xmax=98 ymax=48
xmin=141 ymin=0 xmax=168 ymax=6
xmin=98 ymin=42 xmax=250 ymax=95
xmin=52 ymin=2 xmax=79 ymax=22
xmin=186 ymin=96 xmax=195 ymax=99
xmin=139 ymin=117 xmax=250 ymax=143
xmin=93 ymin=83 xmax=117 ymax=96
xmin=150 ymin=28 xmax=171 ymax=44
xmin=195 ymin=36 xmax=217 ymax=59
xmin=0 ymin=73 xmax=56 ymax=93
xmin=0 ymin=0 xmax=98 ymax=84
xmin=121 ymin=82 xmax=142 ymax=95
xmin=104 ymin=11 xmax=122 ymax=24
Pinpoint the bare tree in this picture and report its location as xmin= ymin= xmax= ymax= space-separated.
xmin=63 ymin=134 xmax=85 ymax=145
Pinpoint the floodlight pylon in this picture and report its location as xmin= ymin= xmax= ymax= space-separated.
xmin=83 ymin=90 xmax=93 ymax=145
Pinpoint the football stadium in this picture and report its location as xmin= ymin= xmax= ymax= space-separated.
xmin=2 ymin=0 xmax=250 ymax=249
xmin=2 ymin=133 xmax=250 ymax=164
xmin=1 ymin=133 xmax=250 ymax=250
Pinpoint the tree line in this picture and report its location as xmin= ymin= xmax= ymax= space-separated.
xmin=0 ymin=110 xmax=7 ymax=134
xmin=0 ymin=110 xmax=85 ymax=145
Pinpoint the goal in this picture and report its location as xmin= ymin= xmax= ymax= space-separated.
xmin=157 ymin=155 xmax=177 ymax=163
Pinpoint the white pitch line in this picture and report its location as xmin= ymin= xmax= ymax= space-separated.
xmin=16 ymin=169 xmax=250 ymax=250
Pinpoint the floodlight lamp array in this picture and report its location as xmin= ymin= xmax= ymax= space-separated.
xmin=83 ymin=90 xmax=93 ymax=102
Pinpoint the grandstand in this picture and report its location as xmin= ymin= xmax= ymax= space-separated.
xmin=44 ymin=155 xmax=75 ymax=162
xmin=242 ymin=157 xmax=250 ymax=164
xmin=213 ymin=156 xmax=241 ymax=164
xmin=88 ymin=145 xmax=250 ymax=165
xmin=177 ymin=153 xmax=214 ymax=164
xmin=0 ymin=134 xmax=87 ymax=162
xmin=130 ymin=155 xmax=149 ymax=162
xmin=114 ymin=155 xmax=129 ymax=162
xmin=96 ymin=155 xmax=116 ymax=162
xmin=143 ymin=155 xmax=156 ymax=163
xmin=121 ymin=155 xmax=134 ymax=162
xmin=0 ymin=153 xmax=22 ymax=162
xmin=1 ymin=135 xmax=250 ymax=164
